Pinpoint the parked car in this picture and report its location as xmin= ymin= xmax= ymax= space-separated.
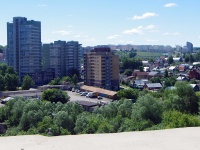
xmin=80 ymin=92 xmax=88 ymax=96
xmin=97 ymin=96 xmax=103 ymax=99
xmin=86 ymin=92 xmax=98 ymax=98
xmin=76 ymin=89 xmax=80 ymax=93
xmin=72 ymin=88 xmax=75 ymax=92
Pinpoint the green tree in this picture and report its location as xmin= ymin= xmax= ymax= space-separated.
xmin=162 ymin=77 xmax=176 ymax=87
xmin=139 ymin=66 xmax=144 ymax=72
xmin=175 ymin=81 xmax=199 ymax=114
xmin=0 ymin=75 xmax=5 ymax=91
xmin=162 ymin=111 xmax=200 ymax=128
xmin=72 ymin=74 xmax=78 ymax=87
xmin=21 ymin=75 xmax=35 ymax=90
xmin=0 ymin=45 xmax=4 ymax=53
xmin=37 ymin=116 xmax=53 ymax=134
xmin=189 ymin=54 xmax=195 ymax=63
xmin=184 ymin=54 xmax=189 ymax=63
xmin=4 ymin=73 xmax=19 ymax=91
xmin=53 ymin=111 xmax=73 ymax=132
xmin=132 ymin=94 xmax=163 ymax=124
xmin=0 ymin=64 xmax=8 ymax=76
xmin=129 ymin=49 xmax=137 ymax=58
xmin=60 ymin=76 xmax=72 ymax=83
xmin=168 ymin=55 xmax=174 ymax=64
xmin=117 ymin=88 xmax=139 ymax=100
xmin=42 ymin=88 xmax=70 ymax=103
xmin=49 ymin=77 xmax=61 ymax=85
xmin=164 ymin=70 xmax=168 ymax=78
xmin=150 ymin=77 xmax=161 ymax=83
xmin=6 ymin=66 xmax=16 ymax=74
xmin=124 ymin=69 xmax=132 ymax=76
xmin=68 ymin=68 xmax=80 ymax=78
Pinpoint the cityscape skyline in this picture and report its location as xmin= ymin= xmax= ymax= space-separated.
xmin=1 ymin=0 xmax=200 ymax=47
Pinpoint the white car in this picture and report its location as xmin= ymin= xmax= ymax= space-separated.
xmin=80 ymin=92 xmax=88 ymax=96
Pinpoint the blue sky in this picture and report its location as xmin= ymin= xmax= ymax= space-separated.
xmin=0 ymin=0 xmax=200 ymax=47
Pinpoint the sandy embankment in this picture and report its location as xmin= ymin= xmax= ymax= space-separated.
xmin=0 ymin=127 xmax=200 ymax=150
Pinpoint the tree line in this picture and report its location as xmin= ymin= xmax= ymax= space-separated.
xmin=0 ymin=81 xmax=199 ymax=136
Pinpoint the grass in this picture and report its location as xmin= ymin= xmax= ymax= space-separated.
xmin=136 ymin=52 xmax=162 ymax=59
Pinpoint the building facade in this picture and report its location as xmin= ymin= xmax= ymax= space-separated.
xmin=42 ymin=41 xmax=81 ymax=78
xmin=84 ymin=47 xmax=119 ymax=91
xmin=65 ymin=41 xmax=82 ymax=76
xmin=7 ymin=17 xmax=42 ymax=81
xmin=186 ymin=41 xmax=193 ymax=53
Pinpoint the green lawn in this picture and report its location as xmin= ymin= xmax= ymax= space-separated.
xmin=136 ymin=51 xmax=162 ymax=59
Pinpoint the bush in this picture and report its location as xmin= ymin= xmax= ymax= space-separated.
xmin=162 ymin=111 xmax=200 ymax=128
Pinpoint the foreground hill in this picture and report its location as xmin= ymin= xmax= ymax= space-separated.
xmin=0 ymin=127 xmax=200 ymax=150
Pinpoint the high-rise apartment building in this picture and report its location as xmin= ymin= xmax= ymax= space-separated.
xmin=7 ymin=17 xmax=42 ymax=80
xmin=84 ymin=47 xmax=119 ymax=91
xmin=186 ymin=41 xmax=193 ymax=53
xmin=66 ymin=41 xmax=82 ymax=76
xmin=49 ymin=44 xmax=62 ymax=77
xmin=42 ymin=41 xmax=81 ymax=78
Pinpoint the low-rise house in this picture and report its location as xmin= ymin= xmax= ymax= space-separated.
xmin=148 ymin=71 xmax=159 ymax=79
xmin=142 ymin=61 xmax=149 ymax=66
xmin=143 ymin=67 xmax=150 ymax=72
xmin=173 ymin=57 xmax=182 ymax=62
xmin=165 ymin=57 xmax=182 ymax=62
xmin=193 ymin=62 xmax=200 ymax=66
xmin=189 ymin=68 xmax=200 ymax=80
xmin=132 ymin=71 xmax=148 ymax=80
xmin=74 ymin=101 xmax=98 ymax=112
xmin=131 ymin=79 xmax=149 ymax=89
xmin=168 ymin=66 xmax=177 ymax=73
xmin=144 ymin=83 xmax=162 ymax=91
xmin=190 ymin=84 xmax=199 ymax=92
xmin=176 ymin=76 xmax=188 ymax=81
xmin=178 ymin=64 xmax=188 ymax=72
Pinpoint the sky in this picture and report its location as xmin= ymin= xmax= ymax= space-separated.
xmin=0 ymin=0 xmax=200 ymax=47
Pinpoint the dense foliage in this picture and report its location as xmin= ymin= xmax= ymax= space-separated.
xmin=42 ymin=88 xmax=70 ymax=103
xmin=21 ymin=75 xmax=35 ymax=90
xmin=0 ymin=64 xmax=19 ymax=91
xmin=0 ymin=83 xmax=200 ymax=136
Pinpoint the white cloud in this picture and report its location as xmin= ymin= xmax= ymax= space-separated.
xmin=74 ymin=35 xmax=81 ymax=38
xmin=163 ymin=32 xmax=170 ymax=35
xmin=52 ymin=31 xmax=70 ymax=35
xmin=122 ymin=25 xmax=157 ymax=35
xmin=198 ymin=36 xmax=200 ymax=39
xmin=107 ymin=35 xmax=119 ymax=39
xmin=38 ymin=4 xmax=48 ymax=7
xmin=144 ymin=25 xmax=157 ymax=30
xmin=122 ymin=27 xmax=143 ymax=35
xmin=173 ymin=32 xmax=180 ymax=35
xmin=132 ymin=12 xmax=158 ymax=20
xmin=163 ymin=32 xmax=180 ymax=36
xmin=164 ymin=3 xmax=177 ymax=7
